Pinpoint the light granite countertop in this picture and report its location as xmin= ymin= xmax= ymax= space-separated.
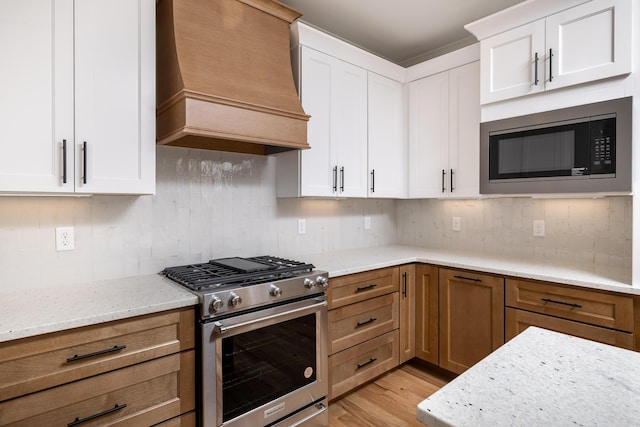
xmin=0 ymin=274 xmax=198 ymax=343
xmin=416 ymin=326 xmax=640 ymax=426
xmin=1 ymin=245 xmax=637 ymax=344
xmin=305 ymin=245 xmax=639 ymax=295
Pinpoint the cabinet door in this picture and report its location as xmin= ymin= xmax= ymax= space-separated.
xmin=74 ymin=0 xmax=155 ymax=194
xmin=448 ymin=61 xmax=480 ymax=198
xmin=333 ymin=60 xmax=368 ymax=198
xmin=299 ymin=47 xmax=336 ymax=197
xmin=408 ymin=71 xmax=449 ymax=198
xmin=415 ymin=265 xmax=439 ymax=365
xmin=439 ymin=268 xmax=504 ymax=374
xmin=0 ymin=0 xmax=74 ymax=192
xmin=368 ymin=73 xmax=405 ymax=198
xmin=399 ymin=265 xmax=415 ymax=363
xmin=545 ymin=0 xmax=632 ymax=91
xmin=480 ymin=20 xmax=545 ymax=104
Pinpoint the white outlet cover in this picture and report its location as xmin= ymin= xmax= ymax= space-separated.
xmin=452 ymin=216 xmax=461 ymax=231
xmin=533 ymin=220 xmax=545 ymax=237
xmin=364 ymin=216 xmax=371 ymax=230
xmin=56 ymin=226 xmax=75 ymax=251
xmin=297 ymin=219 xmax=306 ymax=235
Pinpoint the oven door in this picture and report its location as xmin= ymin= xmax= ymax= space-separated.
xmin=201 ymin=296 xmax=328 ymax=427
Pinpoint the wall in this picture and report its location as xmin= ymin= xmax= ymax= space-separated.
xmin=397 ymin=197 xmax=632 ymax=270
xmin=0 ymin=146 xmax=397 ymax=291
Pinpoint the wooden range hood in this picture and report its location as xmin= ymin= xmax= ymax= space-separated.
xmin=156 ymin=0 xmax=310 ymax=155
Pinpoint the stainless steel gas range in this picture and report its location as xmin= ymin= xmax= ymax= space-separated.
xmin=162 ymin=256 xmax=329 ymax=427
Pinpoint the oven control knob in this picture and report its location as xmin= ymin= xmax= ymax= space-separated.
xmin=304 ymin=278 xmax=316 ymax=289
xmin=209 ymin=296 xmax=224 ymax=313
xmin=228 ymin=292 xmax=242 ymax=307
xmin=316 ymin=276 xmax=329 ymax=288
xmin=270 ymin=285 xmax=282 ymax=297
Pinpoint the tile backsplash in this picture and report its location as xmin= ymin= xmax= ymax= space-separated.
xmin=397 ymin=197 xmax=632 ymax=268
xmin=0 ymin=146 xmax=632 ymax=292
xmin=0 ymin=146 xmax=397 ymax=291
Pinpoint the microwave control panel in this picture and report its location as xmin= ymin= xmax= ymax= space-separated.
xmin=590 ymin=118 xmax=616 ymax=175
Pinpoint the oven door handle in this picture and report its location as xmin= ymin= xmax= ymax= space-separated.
xmin=212 ymin=299 xmax=328 ymax=335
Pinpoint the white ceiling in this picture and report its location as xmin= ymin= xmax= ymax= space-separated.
xmin=278 ymin=0 xmax=526 ymax=67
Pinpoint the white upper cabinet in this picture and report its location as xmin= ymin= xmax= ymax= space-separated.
xmin=478 ymin=0 xmax=631 ymax=104
xmin=408 ymin=61 xmax=480 ymax=198
xmin=277 ymin=23 xmax=405 ymax=199
xmin=367 ymin=73 xmax=405 ymax=198
xmin=0 ymin=0 xmax=155 ymax=194
xmin=286 ymin=46 xmax=367 ymax=198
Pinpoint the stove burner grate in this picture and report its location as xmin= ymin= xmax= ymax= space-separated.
xmin=162 ymin=255 xmax=315 ymax=291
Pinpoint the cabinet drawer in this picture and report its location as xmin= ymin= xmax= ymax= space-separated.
xmin=329 ymin=293 xmax=399 ymax=354
xmin=506 ymin=279 xmax=633 ymax=332
xmin=0 ymin=350 xmax=195 ymax=426
xmin=0 ymin=308 xmax=195 ymax=401
xmin=329 ymin=330 xmax=399 ymax=400
xmin=506 ymin=308 xmax=634 ymax=350
xmin=328 ymin=267 xmax=399 ymax=309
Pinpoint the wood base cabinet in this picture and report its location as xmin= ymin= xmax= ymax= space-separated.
xmin=505 ymin=278 xmax=635 ymax=350
xmin=0 ymin=308 xmax=195 ymax=426
xmin=327 ymin=267 xmax=401 ymax=400
xmin=399 ymin=265 xmax=416 ymax=363
xmin=439 ymin=268 xmax=505 ymax=374
xmin=414 ymin=264 xmax=439 ymax=365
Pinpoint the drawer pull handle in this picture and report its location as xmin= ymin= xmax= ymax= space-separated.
xmin=68 ymin=403 xmax=127 ymax=426
xmin=453 ymin=275 xmax=481 ymax=282
xmin=356 ymin=357 xmax=377 ymax=370
xmin=355 ymin=284 xmax=377 ymax=293
xmin=66 ymin=344 xmax=126 ymax=363
xmin=541 ymin=298 xmax=582 ymax=309
xmin=355 ymin=317 xmax=377 ymax=328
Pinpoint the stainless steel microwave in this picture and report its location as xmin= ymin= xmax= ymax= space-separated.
xmin=480 ymin=97 xmax=632 ymax=195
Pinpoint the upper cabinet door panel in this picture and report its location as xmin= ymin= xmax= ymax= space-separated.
xmin=480 ymin=20 xmax=545 ymax=104
xmin=333 ymin=60 xmax=368 ymax=198
xmin=74 ymin=0 xmax=155 ymax=194
xmin=408 ymin=71 xmax=449 ymax=198
xmin=367 ymin=73 xmax=405 ymax=198
xmin=0 ymin=0 xmax=74 ymax=192
xmin=545 ymin=0 xmax=632 ymax=91
xmin=300 ymin=47 xmax=335 ymax=197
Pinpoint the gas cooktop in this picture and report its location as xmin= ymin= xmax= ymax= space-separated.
xmin=162 ymin=256 xmax=315 ymax=291
xmin=162 ymin=256 xmax=327 ymax=319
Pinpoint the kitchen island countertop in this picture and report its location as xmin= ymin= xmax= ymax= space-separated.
xmin=416 ymin=326 xmax=640 ymax=426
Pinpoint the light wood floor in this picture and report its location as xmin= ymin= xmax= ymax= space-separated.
xmin=328 ymin=361 xmax=454 ymax=426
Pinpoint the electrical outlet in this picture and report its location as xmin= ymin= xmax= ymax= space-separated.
xmin=297 ymin=219 xmax=306 ymax=235
xmin=56 ymin=226 xmax=75 ymax=251
xmin=364 ymin=216 xmax=371 ymax=230
xmin=452 ymin=216 xmax=461 ymax=231
xmin=533 ymin=220 xmax=545 ymax=237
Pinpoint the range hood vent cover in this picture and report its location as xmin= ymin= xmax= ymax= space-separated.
xmin=156 ymin=0 xmax=310 ymax=155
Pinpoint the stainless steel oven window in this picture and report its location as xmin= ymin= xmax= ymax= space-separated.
xmin=201 ymin=297 xmax=328 ymax=427
xmin=220 ymin=313 xmax=318 ymax=422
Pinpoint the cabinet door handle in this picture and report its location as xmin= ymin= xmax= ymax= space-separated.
xmin=66 ymin=344 xmax=126 ymax=363
xmin=441 ymin=169 xmax=446 ymax=193
xmin=402 ymin=272 xmax=407 ymax=297
xmin=548 ymin=48 xmax=554 ymax=82
xmin=450 ymin=168 xmax=454 ymax=193
xmin=340 ymin=166 xmax=345 ymax=192
xmin=332 ymin=166 xmax=338 ymax=192
xmin=355 ymin=283 xmax=377 ymax=293
xmin=370 ymin=169 xmax=375 ymax=193
xmin=534 ymin=52 xmax=539 ymax=85
xmin=355 ymin=317 xmax=377 ymax=328
xmin=356 ymin=357 xmax=377 ymax=370
xmin=453 ymin=275 xmax=481 ymax=282
xmin=82 ymin=141 xmax=87 ymax=184
xmin=62 ymin=139 xmax=67 ymax=184
xmin=541 ymin=298 xmax=581 ymax=309
xmin=68 ymin=403 xmax=127 ymax=427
